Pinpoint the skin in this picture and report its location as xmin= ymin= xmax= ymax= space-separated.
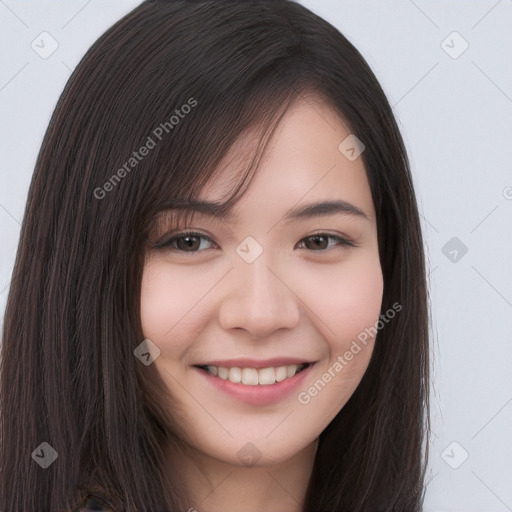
xmin=140 ymin=95 xmax=384 ymax=512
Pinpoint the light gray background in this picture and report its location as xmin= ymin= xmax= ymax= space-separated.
xmin=1 ymin=1 xmax=511 ymax=510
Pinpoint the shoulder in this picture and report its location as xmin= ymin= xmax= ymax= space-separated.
xmin=74 ymin=494 xmax=114 ymax=512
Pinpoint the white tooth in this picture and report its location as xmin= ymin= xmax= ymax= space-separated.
xmin=218 ymin=367 xmax=229 ymax=380
xmin=228 ymin=367 xmax=242 ymax=383
xmin=258 ymin=367 xmax=276 ymax=385
xmin=286 ymin=364 xmax=299 ymax=378
xmin=275 ymin=366 xmax=288 ymax=382
xmin=241 ymin=368 xmax=259 ymax=385
xmin=208 ymin=364 xmax=305 ymax=384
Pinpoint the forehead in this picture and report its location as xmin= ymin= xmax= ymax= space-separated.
xmin=155 ymin=95 xmax=375 ymax=228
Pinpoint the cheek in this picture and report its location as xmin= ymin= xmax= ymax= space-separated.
xmin=140 ymin=260 xmax=208 ymax=356
xmin=338 ymin=260 xmax=384 ymax=334
xmin=294 ymin=254 xmax=383 ymax=417
xmin=297 ymin=251 xmax=384 ymax=346
xmin=140 ymin=263 xmax=175 ymax=340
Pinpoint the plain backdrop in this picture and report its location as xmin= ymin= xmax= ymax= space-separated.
xmin=1 ymin=1 xmax=511 ymax=511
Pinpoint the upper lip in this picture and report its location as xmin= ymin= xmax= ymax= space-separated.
xmin=194 ymin=357 xmax=315 ymax=369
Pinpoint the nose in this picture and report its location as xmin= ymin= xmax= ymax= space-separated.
xmin=218 ymin=254 xmax=300 ymax=338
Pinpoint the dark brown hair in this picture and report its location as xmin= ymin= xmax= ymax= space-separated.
xmin=0 ymin=1 xmax=430 ymax=510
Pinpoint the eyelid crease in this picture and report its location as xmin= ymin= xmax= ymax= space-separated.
xmin=149 ymin=230 xmax=218 ymax=250
xmin=149 ymin=229 xmax=358 ymax=252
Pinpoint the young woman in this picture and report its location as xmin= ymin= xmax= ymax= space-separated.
xmin=0 ymin=1 xmax=430 ymax=511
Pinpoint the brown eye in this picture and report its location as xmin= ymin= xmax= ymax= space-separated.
xmin=297 ymin=234 xmax=356 ymax=251
xmin=176 ymin=234 xmax=202 ymax=251
xmin=150 ymin=231 xmax=355 ymax=254
xmin=304 ymin=235 xmax=329 ymax=250
xmin=151 ymin=231 xmax=217 ymax=252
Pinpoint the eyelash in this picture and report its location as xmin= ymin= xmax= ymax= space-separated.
xmin=150 ymin=230 xmax=357 ymax=254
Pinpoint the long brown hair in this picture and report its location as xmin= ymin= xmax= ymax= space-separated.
xmin=0 ymin=1 xmax=430 ymax=510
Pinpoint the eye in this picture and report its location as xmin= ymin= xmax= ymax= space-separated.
xmin=296 ymin=233 xmax=356 ymax=251
xmin=150 ymin=230 xmax=356 ymax=254
xmin=150 ymin=231 xmax=217 ymax=253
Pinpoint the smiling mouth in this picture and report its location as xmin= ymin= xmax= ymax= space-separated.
xmin=194 ymin=363 xmax=312 ymax=386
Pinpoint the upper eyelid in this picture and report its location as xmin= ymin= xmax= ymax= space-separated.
xmin=150 ymin=229 xmax=218 ymax=248
xmin=148 ymin=230 xmax=214 ymax=251
xmin=151 ymin=229 xmax=356 ymax=250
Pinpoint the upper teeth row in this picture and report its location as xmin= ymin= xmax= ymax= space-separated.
xmin=205 ymin=364 xmax=306 ymax=385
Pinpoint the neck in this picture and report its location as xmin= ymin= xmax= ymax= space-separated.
xmin=166 ymin=438 xmax=319 ymax=512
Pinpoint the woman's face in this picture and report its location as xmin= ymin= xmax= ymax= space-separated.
xmin=140 ymin=95 xmax=383 ymax=467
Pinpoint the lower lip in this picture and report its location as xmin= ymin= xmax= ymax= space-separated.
xmin=195 ymin=364 xmax=315 ymax=406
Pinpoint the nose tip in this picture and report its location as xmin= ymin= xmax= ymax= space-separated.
xmin=218 ymin=260 xmax=300 ymax=338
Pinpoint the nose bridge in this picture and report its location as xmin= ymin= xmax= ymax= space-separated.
xmin=218 ymin=247 xmax=300 ymax=336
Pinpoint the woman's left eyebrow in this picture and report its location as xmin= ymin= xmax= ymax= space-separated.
xmin=281 ymin=199 xmax=370 ymax=222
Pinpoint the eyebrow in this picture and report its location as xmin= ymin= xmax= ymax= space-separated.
xmin=158 ymin=199 xmax=370 ymax=224
xmin=282 ymin=199 xmax=370 ymax=222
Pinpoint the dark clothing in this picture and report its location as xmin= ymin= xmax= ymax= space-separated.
xmin=74 ymin=495 xmax=113 ymax=512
